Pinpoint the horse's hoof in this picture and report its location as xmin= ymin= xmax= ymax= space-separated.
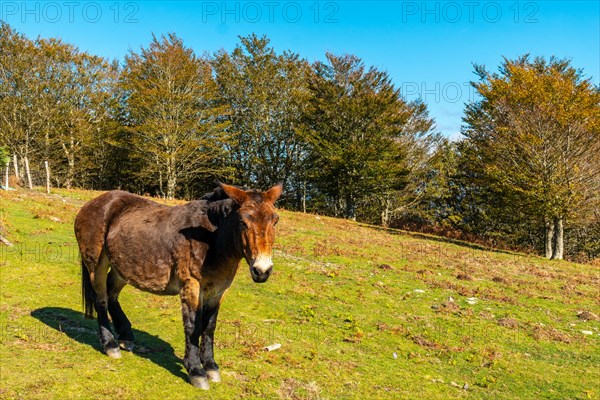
xmin=119 ymin=340 xmax=134 ymax=352
xmin=189 ymin=376 xmax=210 ymax=390
xmin=206 ymin=370 xmax=221 ymax=383
xmin=106 ymin=347 xmax=122 ymax=359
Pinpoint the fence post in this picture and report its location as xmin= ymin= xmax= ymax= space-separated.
xmin=24 ymin=156 xmax=33 ymax=189
xmin=44 ymin=161 xmax=50 ymax=194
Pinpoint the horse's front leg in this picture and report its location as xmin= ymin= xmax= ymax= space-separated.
xmin=180 ymin=278 xmax=210 ymax=390
xmin=200 ymin=296 xmax=222 ymax=383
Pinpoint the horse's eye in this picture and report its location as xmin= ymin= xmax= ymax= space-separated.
xmin=240 ymin=220 xmax=248 ymax=229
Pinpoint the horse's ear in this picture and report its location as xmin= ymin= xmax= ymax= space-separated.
xmin=264 ymin=183 xmax=283 ymax=204
xmin=217 ymin=182 xmax=248 ymax=204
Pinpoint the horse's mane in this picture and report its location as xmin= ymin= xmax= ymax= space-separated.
xmin=201 ymin=185 xmax=263 ymax=203
xmin=201 ymin=186 xmax=266 ymax=227
xmin=201 ymin=187 xmax=229 ymax=202
xmin=201 ymin=187 xmax=239 ymax=221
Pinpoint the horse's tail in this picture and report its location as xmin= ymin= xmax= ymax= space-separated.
xmin=81 ymin=260 xmax=96 ymax=319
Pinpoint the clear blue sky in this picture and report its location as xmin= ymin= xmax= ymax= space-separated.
xmin=2 ymin=1 xmax=599 ymax=139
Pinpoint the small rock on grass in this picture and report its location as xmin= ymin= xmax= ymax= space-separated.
xmin=450 ymin=381 xmax=469 ymax=390
xmin=263 ymin=343 xmax=281 ymax=351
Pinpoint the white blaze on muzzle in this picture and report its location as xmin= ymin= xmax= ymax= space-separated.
xmin=251 ymin=254 xmax=273 ymax=274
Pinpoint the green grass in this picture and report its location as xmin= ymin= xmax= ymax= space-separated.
xmin=1 ymin=188 xmax=598 ymax=399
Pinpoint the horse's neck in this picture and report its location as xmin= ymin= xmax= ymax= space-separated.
xmin=207 ymin=200 xmax=243 ymax=262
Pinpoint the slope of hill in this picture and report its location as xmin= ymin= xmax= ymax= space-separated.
xmin=0 ymin=188 xmax=598 ymax=399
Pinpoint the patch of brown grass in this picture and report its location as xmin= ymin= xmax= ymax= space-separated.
xmin=434 ymin=300 xmax=461 ymax=314
xmin=492 ymin=276 xmax=510 ymax=284
xmin=409 ymin=334 xmax=464 ymax=352
xmin=278 ymin=378 xmax=321 ymax=400
xmin=312 ymin=238 xmax=357 ymax=258
xmin=577 ymin=310 xmax=600 ymax=321
xmin=560 ymin=283 xmax=586 ymax=297
xmin=523 ymin=264 xmax=559 ymax=279
xmin=239 ymin=339 xmax=264 ymax=358
xmin=529 ymin=324 xmax=573 ymax=344
xmin=479 ymin=346 xmax=502 ymax=368
xmin=456 ymin=273 xmax=473 ymax=281
xmin=497 ymin=317 xmax=519 ymax=329
xmin=416 ymin=269 xmax=433 ymax=277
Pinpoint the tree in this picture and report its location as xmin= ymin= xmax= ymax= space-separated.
xmin=0 ymin=22 xmax=44 ymax=182
xmin=0 ymin=23 xmax=119 ymax=189
xmin=212 ymin=34 xmax=310 ymax=195
xmin=463 ymin=55 xmax=600 ymax=259
xmin=301 ymin=53 xmax=434 ymax=221
xmin=120 ymin=33 xmax=229 ymax=199
xmin=36 ymin=38 xmax=119 ymax=188
xmin=0 ymin=147 xmax=8 ymax=170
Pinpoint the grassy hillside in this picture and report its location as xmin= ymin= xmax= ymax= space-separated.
xmin=0 ymin=188 xmax=598 ymax=399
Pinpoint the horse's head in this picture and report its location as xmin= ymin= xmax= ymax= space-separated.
xmin=218 ymin=182 xmax=282 ymax=283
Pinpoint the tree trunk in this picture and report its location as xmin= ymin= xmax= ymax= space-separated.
xmin=345 ymin=193 xmax=356 ymax=221
xmin=62 ymin=136 xmax=77 ymax=189
xmin=44 ymin=161 xmax=51 ymax=194
xmin=158 ymin=169 xmax=164 ymax=198
xmin=4 ymin=164 xmax=9 ymax=189
xmin=167 ymin=176 xmax=176 ymax=200
xmin=380 ymin=196 xmax=391 ymax=228
xmin=12 ymin=155 xmax=19 ymax=184
xmin=166 ymin=157 xmax=176 ymax=200
xmin=302 ymin=181 xmax=307 ymax=213
xmin=544 ymin=218 xmax=554 ymax=259
xmin=65 ymin=153 xmax=75 ymax=189
xmin=551 ymin=217 xmax=564 ymax=260
xmin=24 ymin=156 xmax=33 ymax=189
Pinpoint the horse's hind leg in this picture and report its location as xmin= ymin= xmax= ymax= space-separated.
xmin=107 ymin=269 xmax=134 ymax=351
xmin=91 ymin=251 xmax=121 ymax=358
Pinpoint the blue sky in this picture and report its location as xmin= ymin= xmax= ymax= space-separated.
xmin=2 ymin=1 xmax=599 ymax=139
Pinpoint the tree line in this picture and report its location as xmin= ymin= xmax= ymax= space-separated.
xmin=1 ymin=22 xmax=598 ymax=262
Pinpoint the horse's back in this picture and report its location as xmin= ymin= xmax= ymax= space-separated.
xmin=75 ymin=191 xmax=161 ymax=266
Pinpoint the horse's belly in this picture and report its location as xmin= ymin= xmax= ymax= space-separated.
xmin=163 ymin=274 xmax=182 ymax=295
xmin=106 ymin=220 xmax=177 ymax=294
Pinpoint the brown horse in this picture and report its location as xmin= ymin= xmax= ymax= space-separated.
xmin=74 ymin=182 xmax=282 ymax=390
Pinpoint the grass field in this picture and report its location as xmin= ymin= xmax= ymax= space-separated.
xmin=0 ymin=188 xmax=598 ymax=399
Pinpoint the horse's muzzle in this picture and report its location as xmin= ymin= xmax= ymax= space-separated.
xmin=250 ymin=265 xmax=272 ymax=283
xmin=249 ymin=254 xmax=273 ymax=283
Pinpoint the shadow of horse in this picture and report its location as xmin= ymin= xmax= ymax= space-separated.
xmin=31 ymin=307 xmax=188 ymax=381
